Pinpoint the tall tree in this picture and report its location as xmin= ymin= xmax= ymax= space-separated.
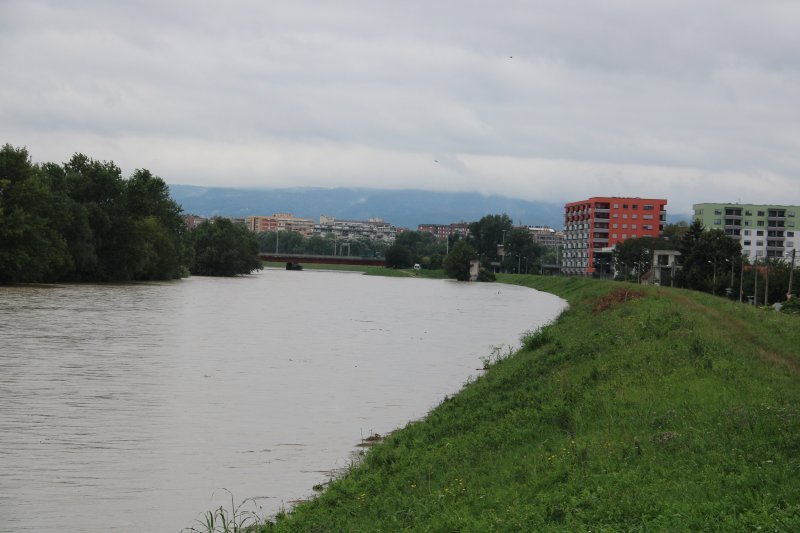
xmin=444 ymin=240 xmax=477 ymax=281
xmin=189 ymin=218 xmax=261 ymax=276
xmin=677 ymin=229 xmax=741 ymax=293
xmin=468 ymin=214 xmax=513 ymax=262
xmin=0 ymin=145 xmax=71 ymax=282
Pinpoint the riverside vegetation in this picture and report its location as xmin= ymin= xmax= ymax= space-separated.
xmin=246 ymin=274 xmax=800 ymax=531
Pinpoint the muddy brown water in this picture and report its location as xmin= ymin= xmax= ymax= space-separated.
xmin=0 ymin=269 xmax=566 ymax=532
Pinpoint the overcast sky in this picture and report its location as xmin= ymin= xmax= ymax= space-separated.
xmin=2 ymin=1 xmax=799 ymax=214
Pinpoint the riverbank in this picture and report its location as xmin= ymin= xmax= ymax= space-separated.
xmin=256 ymin=274 xmax=800 ymax=531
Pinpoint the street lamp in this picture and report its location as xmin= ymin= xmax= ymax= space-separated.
xmin=707 ymin=258 xmax=717 ymax=296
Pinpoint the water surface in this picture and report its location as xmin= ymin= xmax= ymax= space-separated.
xmin=0 ymin=270 xmax=566 ymax=531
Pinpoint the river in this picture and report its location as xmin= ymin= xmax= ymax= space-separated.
xmin=0 ymin=269 xmax=566 ymax=532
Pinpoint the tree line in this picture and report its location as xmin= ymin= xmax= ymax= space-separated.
xmin=610 ymin=219 xmax=797 ymax=303
xmin=0 ymin=145 xmax=260 ymax=282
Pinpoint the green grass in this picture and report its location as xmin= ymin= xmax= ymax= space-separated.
xmin=254 ymin=275 xmax=800 ymax=531
xmin=261 ymin=261 xmax=448 ymax=279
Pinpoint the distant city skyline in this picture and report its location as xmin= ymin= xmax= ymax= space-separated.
xmin=2 ymin=1 xmax=799 ymax=215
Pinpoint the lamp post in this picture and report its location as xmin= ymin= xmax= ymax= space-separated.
xmin=753 ymin=257 xmax=759 ymax=305
xmin=708 ymin=258 xmax=717 ymax=296
xmin=739 ymin=254 xmax=745 ymax=303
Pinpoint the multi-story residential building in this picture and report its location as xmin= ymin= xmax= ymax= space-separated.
xmin=693 ymin=203 xmax=799 ymax=264
xmin=563 ymin=197 xmax=667 ymax=276
xmin=183 ymin=214 xmax=207 ymax=230
xmin=527 ymin=226 xmax=565 ymax=248
xmin=417 ymin=222 xmax=470 ymax=239
xmin=315 ymin=215 xmax=397 ymax=242
xmin=245 ymin=213 xmax=315 ymax=236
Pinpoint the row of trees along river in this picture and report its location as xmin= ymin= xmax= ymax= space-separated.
xmin=0 ymin=144 xmax=260 ymax=283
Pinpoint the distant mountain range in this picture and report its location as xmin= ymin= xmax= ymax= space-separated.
xmin=168 ymin=185 xmax=691 ymax=229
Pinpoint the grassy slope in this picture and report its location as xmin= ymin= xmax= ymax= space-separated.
xmin=261 ymin=262 xmax=448 ymax=279
xmin=258 ymin=275 xmax=800 ymax=531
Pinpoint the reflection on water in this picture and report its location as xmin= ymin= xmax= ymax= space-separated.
xmin=0 ymin=270 xmax=566 ymax=532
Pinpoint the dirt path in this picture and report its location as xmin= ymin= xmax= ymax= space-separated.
xmin=665 ymin=290 xmax=800 ymax=377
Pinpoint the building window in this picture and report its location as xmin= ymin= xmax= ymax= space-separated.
xmin=612 ymin=233 xmax=617 ymax=238
xmin=612 ymin=223 xmax=618 ymax=228
xmin=622 ymin=224 xmax=627 ymax=229
xmin=788 ymin=231 xmax=795 ymax=237
xmin=744 ymin=230 xmax=751 ymax=235
xmin=787 ymin=241 xmax=794 ymax=247
xmin=758 ymin=211 xmax=765 ymax=216
xmin=645 ymin=204 xmax=654 ymax=210
xmin=623 ymin=214 xmax=628 ymax=219
xmin=622 ymin=234 xmax=627 ymax=239
xmin=632 ymin=204 xmax=638 ymax=209
xmin=756 ymin=241 xmax=764 ymax=246
xmin=632 ymin=214 xmax=638 ymax=219
xmin=714 ymin=219 xmax=721 ymax=225
xmin=623 ymin=204 xmax=628 ymax=208
xmin=790 ymin=221 xmax=796 ymax=227
xmin=613 ymin=203 xmax=619 ymax=208
xmin=745 ymin=210 xmax=752 ymax=216
xmin=789 ymin=211 xmax=796 ymax=217
xmin=745 ymin=220 xmax=751 ymax=226
xmin=757 ymin=230 xmax=764 ymax=236
xmin=744 ymin=240 xmax=751 ymax=245
xmin=757 ymin=220 xmax=765 ymax=226
xmin=613 ymin=214 xmax=619 ymax=218
xmin=643 ymin=224 xmax=653 ymax=230
xmin=632 ymin=224 xmax=637 ymax=229
xmin=643 ymin=214 xmax=653 ymax=220
xmin=714 ymin=209 xmax=722 ymax=215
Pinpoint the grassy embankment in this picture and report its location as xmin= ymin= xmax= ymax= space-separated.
xmin=260 ymin=262 xmax=448 ymax=279
xmin=256 ymin=274 xmax=800 ymax=531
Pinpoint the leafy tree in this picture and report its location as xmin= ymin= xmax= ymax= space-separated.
xmin=0 ymin=145 xmax=71 ymax=282
xmin=502 ymin=227 xmax=544 ymax=273
xmin=385 ymin=244 xmax=414 ymax=268
xmin=188 ymin=218 xmax=261 ymax=276
xmin=612 ymin=236 xmax=667 ymax=280
xmin=468 ymin=214 xmax=513 ymax=262
xmin=677 ymin=229 xmax=741 ymax=293
xmin=444 ymin=240 xmax=477 ymax=281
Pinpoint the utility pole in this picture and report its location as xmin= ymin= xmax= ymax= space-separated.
xmin=739 ymin=255 xmax=744 ymax=303
xmin=753 ymin=258 xmax=759 ymax=306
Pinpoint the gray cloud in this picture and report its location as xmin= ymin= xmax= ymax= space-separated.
xmin=2 ymin=0 xmax=799 ymax=214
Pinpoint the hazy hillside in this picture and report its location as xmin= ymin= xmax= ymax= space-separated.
xmin=168 ymin=185 xmax=566 ymax=228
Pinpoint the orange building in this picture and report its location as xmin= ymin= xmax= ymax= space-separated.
xmin=563 ymin=197 xmax=667 ymax=276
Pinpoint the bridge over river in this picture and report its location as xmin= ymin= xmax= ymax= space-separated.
xmin=259 ymin=253 xmax=386 ymax=267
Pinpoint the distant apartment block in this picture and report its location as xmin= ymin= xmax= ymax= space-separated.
xmin=417 ymin=222 xmax=470 ymax=239
xmin=527 ymin=226 xmax=564 ymax=247
xmin=183 ymin=214 xmax=207 ymax=229
xmin=315 ymin=215 xmax=397 ymax=242
xmin=563 ymin=197 xmax=667 ymax=276
xmin=245 ymin=213 xmax=315 ymax=236
xmin=693 ymin=203 xmax=799 ymax=264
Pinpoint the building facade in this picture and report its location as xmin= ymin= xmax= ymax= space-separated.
xmin=693 ymin=203 xmax=799 ymax=264
xmin=527 ymin=226 xmax=565 ymax=248
xmin=245 ymin=213 xmax=315 ymax=236
xmin=563 ymin=197 xmax=667 ymax=276
xmin=417 ymin=222 xmax=470 ymax=239
xmin=315 ymin=215 xmax=397 ymax=242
